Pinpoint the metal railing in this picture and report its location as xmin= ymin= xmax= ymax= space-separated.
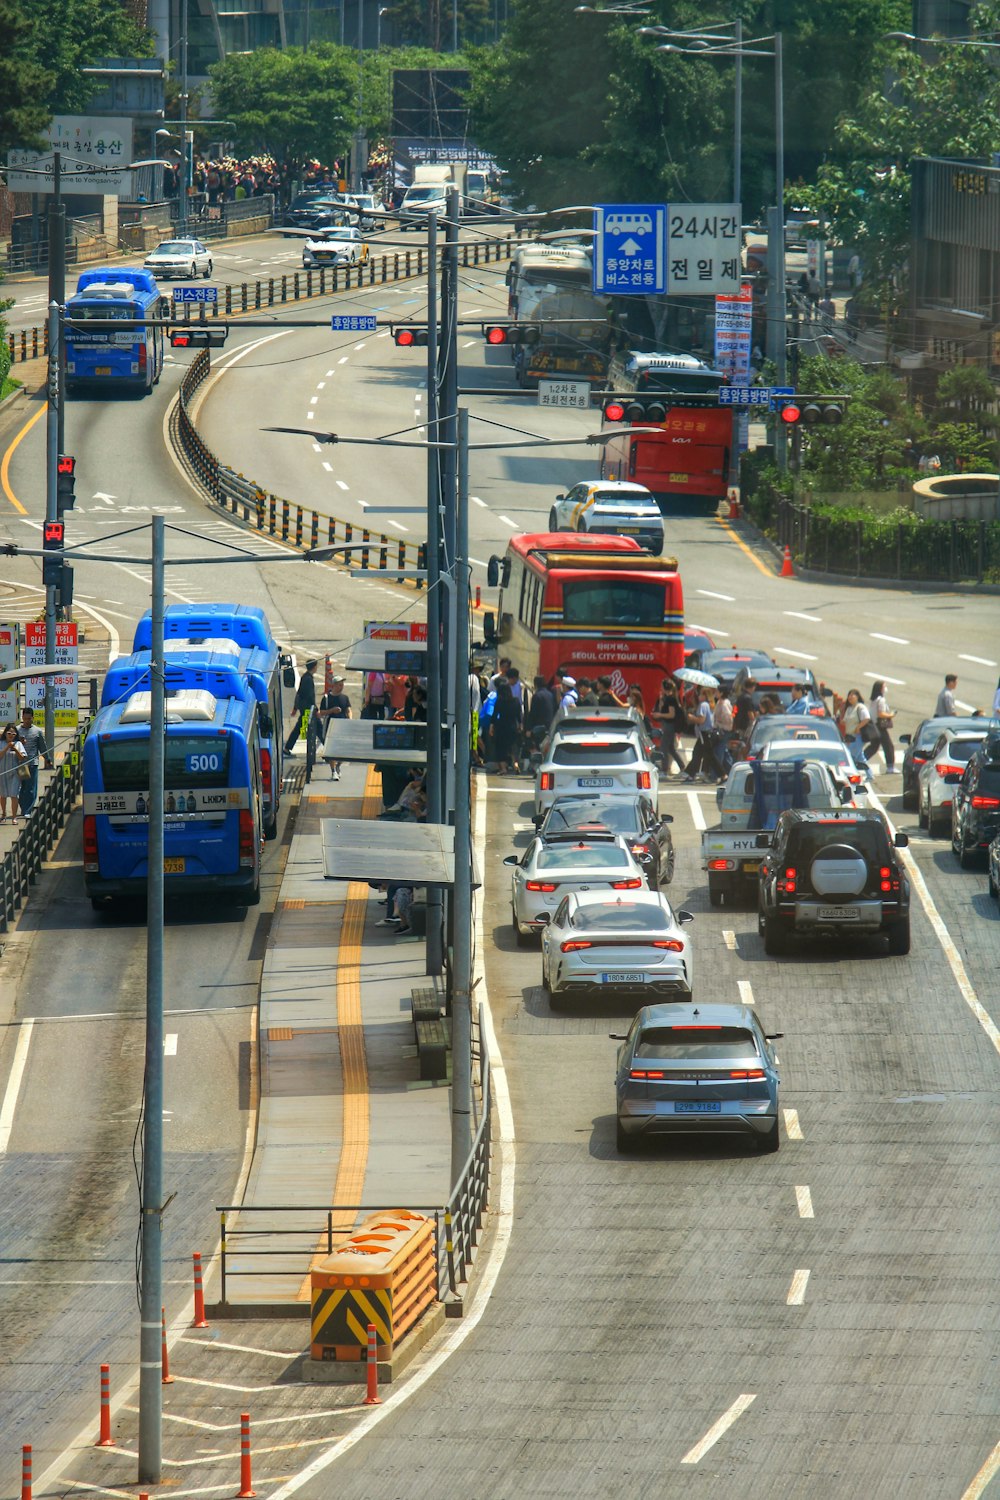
xmin=774 ymin=495 xmax=1000 ymax=585
xmin=0 ymin=719 xmax=90 ymax=932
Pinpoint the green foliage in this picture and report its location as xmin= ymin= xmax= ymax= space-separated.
xmin=929 ymin=423 xmax=999 ymax=472
xmin=210 ymin=45 xmax=359 ymax=162
xmin=787 ymin=356 xmax=926 ymax=491
xmin=390 ymin=0 xmax=492 ymax=48
xmin=20 ymin=0 xmax=151 ymax=116
xmin=933 ymin=367 xmax=999 ymax=429
xmin=0 ymin=0 xmax=54 ymax=154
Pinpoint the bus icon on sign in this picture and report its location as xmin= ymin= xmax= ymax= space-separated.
xmin=605 ymin=212 xmax=653 ymax=237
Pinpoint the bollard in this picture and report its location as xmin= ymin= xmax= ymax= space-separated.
xmin=161 ymin=1308 xmax=175 ymax=1384
xmin=237 ymin=1412 xmax=256 ymax=1498
xmin=192 ymin=1251 xmax=209 ymax=1328
xmin=96 ymin=1363 xmax=114 ymax=1446
xmin=363 ymin=1323 xmax=382 ymax=1405
xmin=474 ymin=585 xmax=481 ymax=609
xmin=20 ymin=1444 xmax=31 ymax=1500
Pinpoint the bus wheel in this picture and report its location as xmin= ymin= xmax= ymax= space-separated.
xmin=264 ymin=813 xmax=278 ymax=841
xmin=548 ymin=509 xmax=559 ymax=531
xmin=246 ymin=876 xmax=261 ymax=906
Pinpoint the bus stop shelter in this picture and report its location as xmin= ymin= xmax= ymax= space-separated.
xmin=320 ymin=818 xmax=480 ymax=888
xmin=322 ymin=720 xmax=427 ymax=764
xmin=345 ymin=642 xmax=428 ymax=674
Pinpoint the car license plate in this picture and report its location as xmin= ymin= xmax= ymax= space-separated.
xmin=95 ymin=366 xmax=111 ymax=375
xmin=669 ymin=473 xmax=689 ymax=483
xmin=578 ymin=776 xmax=614 ymax=788
xmin=743 ymin=860 xmax=761 ymax=874
xmin=601 ymin=971 xmax=644 ymax=984
xmin=675 ymin=1100 xmax=721 ymax=1112
xmin=619 ymin=527 xmax=640 ymax=534
xmin=163 ymin=857 xmax=186 ymax=874
xmin=819 ymin=905 xmax=858 ymax=919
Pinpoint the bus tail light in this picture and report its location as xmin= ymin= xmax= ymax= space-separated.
xmin=260 ymin=746 xmax=272 ymax=788
xmin=540 ymin=772 xmax=554 ymax=791
xmin=239 ymin=809 xmax=256 ymax=867
xmin=636 ymin=771 xmax=652 ymax=790
xmin=138 ymin=341 xmax=147 ymax=370
xmin=83 ymin=814 xmax=99 ymax=873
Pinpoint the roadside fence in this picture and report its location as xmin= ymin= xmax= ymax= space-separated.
xmin=6 ymin=233 xmax=518 ymax=366
xmin=772 ymin=495 xmax=1000 ymax=585
xmin=0 ymin=713 xmax=93 ymax=933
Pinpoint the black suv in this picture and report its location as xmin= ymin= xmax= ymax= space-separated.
xmin=757 ymin=807 xmax=910 ymax=956
xmin=951 ymin=733 xmax=1000 ymax=867
xmin=537 ymin=793 xmax=675 ymax=886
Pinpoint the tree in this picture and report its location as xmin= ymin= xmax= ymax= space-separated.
xmin=389 ymin=0 xmax=493 ymax=49
xmin=0 ymin=0 xmax=54 ymax=156
xmin=19 ymin=0 xmax=151 ymax=115
xmin=933 ymin=367 xmax=999 ymax=430
xmin=209 ymin=45 xmax=358 ymax=164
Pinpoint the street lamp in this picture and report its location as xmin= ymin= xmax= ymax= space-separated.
xmin=377 ymin=5 xmax=391 ymax=47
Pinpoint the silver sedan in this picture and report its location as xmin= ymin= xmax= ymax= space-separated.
xmin=505 ymin=834 xmax=646 ymax=945
xmin=541 ymin=889 xmax=694 ymax=1009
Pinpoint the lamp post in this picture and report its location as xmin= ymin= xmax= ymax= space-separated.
xmin=377 ymin=5 xmax=390 ymax=47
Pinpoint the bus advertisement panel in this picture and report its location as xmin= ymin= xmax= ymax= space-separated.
xmin=492 ymin=533 xmax=683 ymax=708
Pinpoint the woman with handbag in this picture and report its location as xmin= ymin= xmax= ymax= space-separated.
xmin=0 ymin=722 xmax=29 ymax=824
xmin=869 ymin=681 xmax=896 ymax=773
xmin=841 ymin=689 xmax=879 ymax=779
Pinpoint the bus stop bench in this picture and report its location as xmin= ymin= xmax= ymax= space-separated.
xmin=415 ymin=1017 xmax=451 ymax=1081
xmin=410 ymin=988 xmax=442 ymax=1030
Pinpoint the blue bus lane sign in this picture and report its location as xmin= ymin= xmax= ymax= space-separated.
xmin=594 ymin=204 xmax=666 ymax=295
xmin=172 ymin=286 xmax=218 ymax=303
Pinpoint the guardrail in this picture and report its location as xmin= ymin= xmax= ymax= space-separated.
xmin=0 ymin=718 xmax=90 ymax=932
xmin=215 ymin=1018 xmax=492 ymax=1311
xmin=6 ymin=233 xmax=517 ymax=366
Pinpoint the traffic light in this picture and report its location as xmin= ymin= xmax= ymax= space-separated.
xmin=775 ymin=396 xmax=845 ymax=425
xmin=56 ymin=454 xmax=76 ymax=514
xmin=802 ymin=400 xmax=844 ymax=425
xmin=43 ymin=519 xmax=64 ymax=588
xmin=57 ymin=562 xmax=74 ymax=613
xmin=393 ymin=326 xmax=429 ymax=347
xmin=778 ymin=401 xmax=802 ymax=425
xmin=483 ymin=324 xmax=540 ymax=346
xmin=170 ymin=327 xmax=228 ymax=348
xmin=602 ymin=396 xmax=668 ymax=424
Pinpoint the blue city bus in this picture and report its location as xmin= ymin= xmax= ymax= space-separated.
xmin=132 ymin=605 xmax=288 ymax=839
xmin=83 ymin=687 xmax=264 ymax=909
xmin=106 ymin=640 xmax=285 ymax=839
xmin=65 ymin=268 xmax=165 ymax=396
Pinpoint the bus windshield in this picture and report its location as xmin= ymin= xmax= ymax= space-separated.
xmin=99 ymin=735 xmax=231 ymax=791
xmin=561 ymin=579 xmax=665 ymax=628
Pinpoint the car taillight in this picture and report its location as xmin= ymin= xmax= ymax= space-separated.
xmin=971 ymin=795 xmax=1000 ymax=809
xmin=540 ymin=772 xmax=554 ymax=791
xmin=630 ymin=843 xmax=647 ymax=857
xmin=611 ymin=878 xmax=643 ymax=889
xmin=847 ymin=772 xmax=862 ymax=785
xmin=561 ymin=939 xmax=592 ymax=951
xmin=777 ymin=866 xmax=796 ymax=894
xmin=629 ymin=1068 xmax=665 ymax=1079
xmin=878 ymin=863 xmax=900 ymax=894
xmin=636 ymin=770 xmax=652 ymax=790
xmin=238 ymin=809 xmax=256 ymax=867
xmin=652 ymin=939 xmax=684 ymax=951
xmin=138 ymin=342 xmax=146 ymax=369
xmin=938 ymin=763 xmax=964 ymax=776
xmin=525 ymin=880 xmax=557 ymax=891
xmin=912 ymin=754 xmax=927 ymax=765
xmin=708 ymin=857 xmax=735 ymax=871
xmin=83 ymin=814 xmax=99 ymax=872
xmin=729 ymin=1068 xmax=766 ymax=1080
xmin=260 ymin=746 xmax=272 ymax=786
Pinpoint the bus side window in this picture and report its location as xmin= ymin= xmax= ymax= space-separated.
xmin=629 ymin=442 xmax=637 ymax=477
xmin=530 ymin=578 xmax=542 ymax=634
xmin=519 ymin=564 xmax=530 ymax=622
xmin=505 ymin=263 xmax=515 ymax=286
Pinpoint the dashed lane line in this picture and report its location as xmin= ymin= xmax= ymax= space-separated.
xmin=872 ymin=632 xmax=909 ymax=645
xmin=737 ymin=978 xmax=754 ymax=1007
xmin=722 ymin=930 xmax=736 ymax=950
xmin=0 ymin=1019 xmax=33 ymax=1153
xmin=795 ymin=1185 xmax=814 ymax=1218
xmin=784 ymin=610 xmax=821 ymax=623
xmin=782 ymin=1108 xmax=803 ymax=1140
xmin=773 ymin=646 xmax=818 ymax=661
xmin=686 ymin=790 xmax=707 ymax=832
xmin=959 ymin=653 xmax=997 ymax=667
xmin=697 ymin=588 xmax=734 ymax=601
xmin=864 ymin=670 xmax=905 ymax=685
xmin=680 ymin=1394 xmax=757 ymax=1465
xmin=786 ymin=1269 xmax=810 ymax=1306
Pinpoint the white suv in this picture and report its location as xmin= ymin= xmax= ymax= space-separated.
xmin=548 ymin=481 xmax=664 ymax=554
xmin=534 ymin=735 xmax=661 ymax=822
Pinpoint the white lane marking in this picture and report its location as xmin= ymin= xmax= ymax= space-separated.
xmin=722 ymin=930 xmax=736 ymax=951
xmin=388 ymin=520 xmax=409 ymax=533
xmin=338 ymin=355 xmax=349 ymax=364
xmin=310 ymin=396 xmax=319 ymax=405
xmin=267 ymin=782 xmax=516 ymax=1500
xmin=795 ymin=1185 xmax=814 ymax=1218
xmin=317 ymin=381 xmax=326 ymax=390
xmin=497 ymin=515 xmax=518 ymax=529
xmin=312 ymin=443 xmax=321 ymax=453
xmin=773 ymin=646 xmax=818 ymax=661
xmin=737 ymin=978 xmax=754 ymax=1007
xmin=414 ymin=392 xmax=423 ymax=403
xmin=863 ymin=671 xmax=905 ymax=685
xmin=783 ymin=1108 xmax=803 ymax=1140
xmin=470 ymin=556 xmax=488 ymax=567
xmin=181 ymin=1336 xmax=302 ymax=1358
xmin=959 ymin=653 xmax=997 ymax=667
xmin=0 ymin=1020 xmax=34 ymax=1154
xmin=871 ymin=632 xmax=909 ymax=645
xmin=354 ymin=342 xmax=366 ymax=350
xmin=462 ymin=339 xmax=477 ymax=347
xmin=961 ymin=1439 xmax=1000 ymax=1499
xmin=686 ymin=790 xmax=706 ymax=831
xmin=306 ymin=412 xmax=315 ymax=421
xmin=164 ymin=1034 xmax=178 ymax=1056
xmin=784 ymin=610 xmax=822 ymax=623
xmin=322 ymin=462 xmax=333 ymax=472
xmin=325 ymin=369 xmax=335 ymax=376
xmin=697 ymin=588 xmax=734 ymax=601
xmin=786 ymin=1269 xmax=810 ymax=1306
xmin=465 ymin=306 xmax=483 ymax=314
xmin=681 ymin=1394 xmax=757 ymax=1465
xmin=867 ymin=787 xmax=1000 ymax=1059
xmin=955 ymin=699 xmax=976 ymax=712
xmin=336 ymin=480 xmax=350 ymax=491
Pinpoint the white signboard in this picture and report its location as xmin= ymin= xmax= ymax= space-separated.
xmin=6 ymin=115 xmax=134 ymax=195
xmin=24 ymin=622 xmax=78 ymax=729
xmin=714 ymin=284 xmax=753 ymax=383
xmin=537 ymin=378 xmax=591 ymax=410
xmin=0 ymin=623 xmax=19 ymax=723
xmin=667 ymin=204 xmax=742 ymax=295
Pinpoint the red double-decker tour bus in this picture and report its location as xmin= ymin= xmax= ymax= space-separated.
xmin=487 ymin=533 xmax=684 ymax=706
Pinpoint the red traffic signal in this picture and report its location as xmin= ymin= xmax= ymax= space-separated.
xmin=603 ymin=401 xmax=626 ymax=422
xmin=779 ymin=402 xmax=802 ymax=424
xmin=485 ymin=326 xmax=508 ymax=345
xmin=393 ymin=327 xmax=428 ymax=347
xmin=57 ymin=454 xmax=76 ymax=476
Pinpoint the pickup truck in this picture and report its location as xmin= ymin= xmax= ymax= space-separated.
xmin=701 ymin=759 xmax=856 ymax=907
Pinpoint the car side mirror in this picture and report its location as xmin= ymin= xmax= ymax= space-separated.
xmin=282 ymin=666 xmax=296 ymax=688
xmin=898 ymin=733 xmax=911 ymax=745
xmin=483 ymin=610 xmax=496 ymax=643
xmin=555 ymin=493 xmax=565 ymax=502
xmin=755 ymin=832 xmax=772 ymax=848
xmin=894 ymin=831 xmax=909 ymax=848
xmin=487 ymin=555 xmax=501 ymax=588
xmin=609 ymin=1032 xmax=627 ymax=1040
xmin=716 ymin=785 xmax=725 ymax=807
xmin=765 ymin=1032 xmax=784 ymax=1041
xmin=538 ymin=912 xmax=551 ymax=924
xmin=502 ymin=854 xmax=518 ymax=865
xmin=677 ymin=909 xmax=694 ymax=924
xmin=657 ymin=813 xmax=673 ymax=825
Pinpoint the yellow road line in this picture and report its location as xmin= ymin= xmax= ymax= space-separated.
xmin=714 ymin=514 xmax=775 ymax=578
xmin=0 ymin=401 xmax=44 ymax=515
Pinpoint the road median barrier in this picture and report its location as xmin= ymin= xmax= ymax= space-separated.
xmin=305 ymin=1210 xmax=442 ymax=1382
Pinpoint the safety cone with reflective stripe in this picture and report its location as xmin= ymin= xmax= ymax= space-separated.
xmin=20 ymin=1445 xmax=31 ymax=1500
xmin=237 ymin=1412 xmax=256 ymax=1498
xmin=780 ymin=544 xmax=794 ymax=578
xmin=96 ymin=1363 xmax=114 ymax=1446
xmin=363 ymin=1323 xmax=382 ymax=1405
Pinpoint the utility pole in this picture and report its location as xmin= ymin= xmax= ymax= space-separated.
xmin=44 ymin=299 xmax=59 ymax=758
xmin=439 ymin=186 xmax=460 ymax=812
xmin=178 ymin=0 xmax=189 ymax=236
xmin=450 ymin=407 xmax=473 ymax=1178
xmin=424 ymin=212 xmax=444 ymax=977
xmin=137 ymin=516 xmax=166 ymax=1483
xmin=767 ymin=32 xmax=788 ymax=472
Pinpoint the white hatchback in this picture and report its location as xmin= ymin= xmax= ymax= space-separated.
xmin=918 ymin=729 xmax=990 ymax=836
xmin=534 ymin=735 xmax=661 ymax=822
xmin=505 ymin=833 xmax=647 ymax=944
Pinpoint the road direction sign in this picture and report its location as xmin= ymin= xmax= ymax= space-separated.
xmin=719 ymin=386 xmax=773 ymax=407
xmin=172 ymin=286 xmax=218 ymax=303
xmin=593 ymin=204 xmax=666 ymax=295
xmin=331 ymin=314 xmax=377 ymax=332
xmin=537 ymin=379 xmax=590 ymax=410
xmin=6 ymin=115 xmax=134 ymax=195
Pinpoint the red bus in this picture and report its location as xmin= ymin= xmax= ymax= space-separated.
xmin=487 ymin=533 xmax=684 ymax=707
xmin=599 ymin=352 xmax=734 ymax=514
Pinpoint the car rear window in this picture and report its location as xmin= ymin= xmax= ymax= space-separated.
xmin=572 ymin=903 xmax=670 ymax=930
xmin=767 ymin=744 xmax=847 ymax=768
xmin=946 ymin=739 xmax=987 ymax=762
xmin=787 ymin=820 xmax=887 ymax=862
xmin=552 ymin=741 xmax=639 ymax=764
xmin=977 ymin=767 xmax=1000 ymax=795
xmin=636 ymin=1026 xmax=759 ymax=1060
xmin=545 ymin=800 xmax=642 ymax=834
xmin=536 ymin=844 xmax=629 ymax=869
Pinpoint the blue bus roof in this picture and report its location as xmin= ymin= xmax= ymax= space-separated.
xmin=101 ymin=652 xmax=259 ymax=710
xmin=103 ymin=646 xmax=276 ymax=709
xmin=75 ymin=267 xmax=159 ymax=297
xmin=87 ymin=689 xmax=256 ymax=745
xmin=133 ymin=604 xmax=278 ymax=652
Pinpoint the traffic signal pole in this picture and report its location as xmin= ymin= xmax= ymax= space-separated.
xmin=440 ymin=188 xmax=460 ymax=815
xmin=450 ymin=406 xmax=473 ymax=1181
xmin=424 ymin=213 xmax=444 ymax=977
xmin=44 ymin=300 xmax=60 ymax=758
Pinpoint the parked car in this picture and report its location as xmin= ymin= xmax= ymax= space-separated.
xmin=611 ymin=1001 xmax=781 ymax=1153
xmin=917 ymin=729 xmax=990 ymax=836
xmin=538 ymin=793 xmax=675 ymax=888
xmin=899 ymin=715 xmax=986 ymax=811
xmin=144 ymin=238 xmax=212 ymax=280
xmin=541 ymin=890 xmax=694 ymax=1008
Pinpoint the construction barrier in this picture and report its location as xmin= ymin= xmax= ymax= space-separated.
xmin=310 ymin=1210 xmax=437 ymax=1362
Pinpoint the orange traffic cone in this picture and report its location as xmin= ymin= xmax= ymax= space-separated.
xmin=780 ymin=545 xmax=794 ymax=578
